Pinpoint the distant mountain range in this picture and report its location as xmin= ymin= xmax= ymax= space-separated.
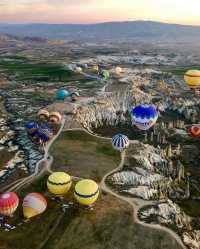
xmin=0 ymin=33 xmax=46 ymax=43
xmin=0 ymin=21 xmax=200 ymax=43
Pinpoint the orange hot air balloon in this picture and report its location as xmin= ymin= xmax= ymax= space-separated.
xmin=49 ymin=112 xmax=62 ymax=124
xmin=184 ymin=70 xmax=200 ymax=89
xmin=188 ymin=126 xmax=200 ymax=138
xmin=37 ymin=109 xmax=50 ymax=121
xmin=23 ymin=193 xmax=47 ymax=219
xmin=0 ymin=192 xmax=19 ymax=216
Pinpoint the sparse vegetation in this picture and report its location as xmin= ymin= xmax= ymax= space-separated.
xmin=0 ymin=177 xmax=183 ymax=249
xmin=50 ymin=130 xmax=120 ymax=182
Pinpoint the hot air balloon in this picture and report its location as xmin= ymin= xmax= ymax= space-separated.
xmin=131 ymin=104 xmax=158 ymax=131
xmin=36 ymin=124 xmax=53 ymax=144
xmin=25 ymin=121 xmax=38 ymax=137
xmin=23 ymin=193 xmax=47 ymax=219
xmin=115 ymin=66 xmax=122 ymax=75
xmin=184 ymin=70 xmax=200 ymax=89
xmin=37 ymin=109 xmax=50 ymax=121
xmin=0 ymin=192 xmax=19 ymax=217
xmin=74 ymin=179 xmax=99 ymax=206
xmin=188 ymin=125 xmax=200 ymax=138
xmin=71 ymin=91 xmax=80 ymax=102
xmin=100 ymin=70 xmax=110 ymax=80
xmin=112 ymin=134 xmax=129 ymax=151
xmin=75 ymin=67 xmax=82 ymax=74
xmin=47 ymin=172 xmax=72 ymax=196
xmin=56 ymin=89 xmax=70 ymax=101
xmin=49 ymin=112 xmax=62 ymax=124
xmin=92 ymin=65 xmax=99 ymax=73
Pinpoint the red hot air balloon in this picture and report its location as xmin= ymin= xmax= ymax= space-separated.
xmin=0 ymin=192 xmax=19 ymax=216
xmin=188 ymin=126 xmax=200 ymax=138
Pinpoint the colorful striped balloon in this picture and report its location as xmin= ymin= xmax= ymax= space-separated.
xmin=131 ymin=104 xmax=158 ymax=130
xmin=36 ymin=124 xmax=53 ymax=143
xmin=74 ymin=179 xmax=99 ymax=206
xmin=49 ymin=112 xmax=62 ymax=124
xmin=188 ymin=126 xmax=200 ymax=138
xmin=112 ymin=134 xmax=129 ymax=151
xmin=184 ymin=70 xmax=200 ymax=89
xmin=0 ymin=192 xmax=19 ymax=216
xmin=37 ymin=109 xmax=50 ymax=121
xmin=47 ymin=172 xmax=72 ymax=196
xmin=23 ymin=193 xmax=47 ymax=219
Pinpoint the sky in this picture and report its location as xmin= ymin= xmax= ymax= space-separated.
xmin=0 ymin=0 xmax=200 ymax=25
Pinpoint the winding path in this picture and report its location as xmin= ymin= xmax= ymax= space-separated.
xmin=2 ymin=115 xmax=187 ymax=249
xmin=100 ymin=150 xmax=187 ymax=249
xmin=47 ymin=67 xmax=188 ymax=248
xmin=3 ymin=117 xmax=66 ymax=192
xmin=48 ymin=126 xmax=186 ymax=249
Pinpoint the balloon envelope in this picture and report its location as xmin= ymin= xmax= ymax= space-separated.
xmin=112 ymin=134 xmax=129 ymax=151
xmin=184 ymin=70 xmax=200 ymax=89
xmin=75 ymin=67 xmax=82 ymax=73
xmin=49 ymin=112 xmax=62 ymax=124
xmin=0 ymin=192 xmax=19 ymax=216
xmin=92 ymin=65 xmax=99 ymax=72
xmin=47 ymin=172 xmax=72 ymax=195
xmin=74 ymin=179 xmax=99 ymax=206
xmin=115 ymin=66 xmax=122 ymax=75
xmin=56 ymin=89 xmax=70 ymax=100
xmin=36 ymin=125 xmax=53 ymax=143
xmin=101 ymin=70 xmax=110 ymax=80
xmin=99 ymin=70 xmax=110 ymax=80
xmin=37 ymin=109 xmax=50 ymax=120
xmin=26 ymin=121 xmax=38 ymax=136
xmin=23 ymin=193 xmax=47 ymax=219
xmin=188 ymin=126 xmax=200 ymax=138
xmin=131 ymin=104 xmax=158 ymax=130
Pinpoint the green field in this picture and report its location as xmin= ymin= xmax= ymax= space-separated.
xmin=50 ymin=130 xmax=120 ymax=182
xmin=0 ymin=56 xmax=72 ymax=81
xmin=165 ymin=66 xmax=200 ymax=76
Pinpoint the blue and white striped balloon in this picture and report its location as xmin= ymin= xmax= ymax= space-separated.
xmin=131 ymin=104 xmax=158 ymax=131
xmin=112 ymin=134 xmax=130 ymax=151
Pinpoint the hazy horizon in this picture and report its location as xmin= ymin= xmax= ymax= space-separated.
xmin=0 ymin=0 xmax=200 ymax=26
xmin=1 ymin=20 xmax=200 ymax=27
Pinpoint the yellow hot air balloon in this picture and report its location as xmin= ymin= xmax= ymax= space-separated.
xmin=115 ymin=66 xmax=122 ymax=75
xmin=74 ymin=179 xmax=99 ymax=206
xmin=37 ymin=109 xmax=50 ymax=121
xmin=75 ymin=67 xmax=82 ymax=74
xmin=47 ymin=172 xmax=72 ymax=195
xmin=23 ymin=193 xmax=47 ymax=219
xmin=49 ymin=112 xmax=62 ymax=124
xmin=184 ymin=70 xmax=200 ymax=89
xmin=92 ymin=65 xmax=99 ymax=73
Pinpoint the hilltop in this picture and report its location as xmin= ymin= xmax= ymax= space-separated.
xmin=0 ymin=21 xmax=200 ymax=43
